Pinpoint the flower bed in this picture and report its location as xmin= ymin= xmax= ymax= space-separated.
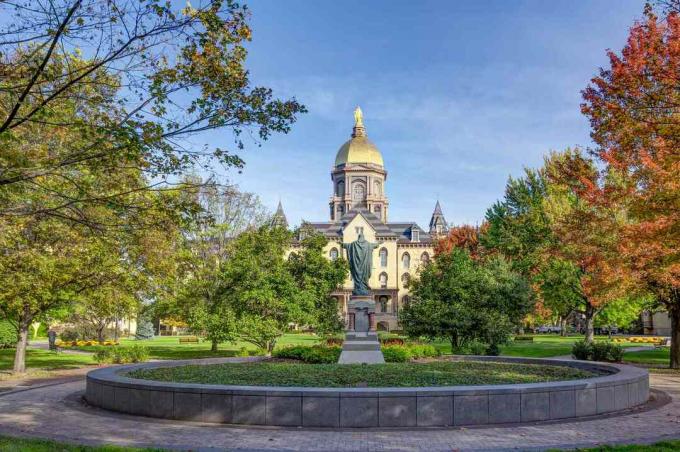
xmin=56 ymin=339 xmax=119 ymax=347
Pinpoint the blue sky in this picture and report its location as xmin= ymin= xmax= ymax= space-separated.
xmin=213 ymin=0 xmax=646 ymax=228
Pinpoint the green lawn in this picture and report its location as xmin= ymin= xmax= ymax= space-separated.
xmin=550 ymin=439 xmax=680 ymax=451
xmin=0 ymin=349 xmax=95 ymax=371
xmin=74 ymin=333 xmax=321 ymax=360
xmin=623 ymin=349 xmax=671 ymax=366
xmin=0 ymin=435 xmax=164 ymax=452
xmin=431 ymin=335 xmax=637 ymax=358
xmin=128 ymin=360 xmax=596 ymax=387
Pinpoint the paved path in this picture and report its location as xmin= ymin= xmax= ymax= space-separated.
xmin=0 ymin=372 xmax=679 ymax=451
xmin=28 ymin=340 xmax=94 ymax=355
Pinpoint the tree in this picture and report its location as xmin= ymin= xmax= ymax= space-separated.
xmin=543 ymin=150 xmax=634 ymax=343
xmin=219 ymin=226 xmax=304 ymax=354
xmin=135 ymin=319 xmax=155 ymax=340
xmin=400 ymin=248 xmax=534 ymax=353
xmin=435 ymin=224 xmax=487 ymax=259
xmin=287 ymin=227 xmax=349 ymax=336
xmin=0 ymin=0 xmax=305 ymax=226
xmin=580 ymin=6 xmax=680 ymax=367
xmin=482 ymin=167 xmax=580 ymax=333
xmin=175 ymin=182 xmax=267 ymax=352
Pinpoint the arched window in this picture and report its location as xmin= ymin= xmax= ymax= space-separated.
xmin=379 ymin=272 xmax=388 ymax=289
xmin=421 ymin=252 xmax=430 ymax=264
xmin=329 ymin=248 xmax=339 ymax=261
xmin=337 ymin=205 xmax=344 ymax=216
xmin=352 ymin=182 xmax=366 ymax=202
xmin=378 ymin=295 xmax=388 ymax=313
xmin=373 ymin=204 xmax=381 ymax=219
xmin=401 ymin=273 xmax=411 ymax=287
xmin=379 ymin=248 xmax=388 ymax=267
xmin=336 ymin=180 xmax=345 ymax=197
xmin=402 ymin=295 xmax=411 ymax=308
xmin=402 ymin=252 xmax=410 ymax=269
xmin=374 ymin=180 xmax=382 ymax=196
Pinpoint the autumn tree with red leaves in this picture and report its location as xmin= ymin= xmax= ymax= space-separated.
xmin=581 ymin=7 xmax=680 ymax=366
xmin=543 ymin=150 xmax=635 ymax=344
xmin=435 ymin=224 xmax=487 ymax=260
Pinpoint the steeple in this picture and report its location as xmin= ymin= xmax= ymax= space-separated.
xmin=429 ymin=201 xmax=448 ymax=236
xmin=271 ymin=201 xmax=289 ymax=229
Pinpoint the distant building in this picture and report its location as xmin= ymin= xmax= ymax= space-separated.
xmin=641 ymin=311 xmax=672 ymax=336
xmin=282 ymin=107 xmax=448 ymax=331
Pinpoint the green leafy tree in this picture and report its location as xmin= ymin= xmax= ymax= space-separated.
xmin=287 ymin=227 xmax=349 ymax=336
xmin=175 ymin=182 xmax=267 ymax=352
xmin=219 ymin=226 xmax=304 ymax=354
xmin=400 ymin=248 xmax=534 ymax=353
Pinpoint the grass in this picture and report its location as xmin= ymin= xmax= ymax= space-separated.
xmin=0 ymin=435 xmax=164 ymax=451
xmin=0 ymin=348 xmax=95 ymax=371
xmin=549 ymin=439 xmax=680 ymax=451
xmin=128 ymin=360 xmax=596 ymax=387
xmin=430 ymin=335 xmax=641 ymax=358
xmin=623 ymin=349 xmax=670 ymax=366
xmin=73 ymin=333 xmax=321 ymax=360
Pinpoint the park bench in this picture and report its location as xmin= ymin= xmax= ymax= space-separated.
xmin=179 ymin=336 xmax=199 ymax=344
xmin=654 ymin=338 xmax=671 ymax=349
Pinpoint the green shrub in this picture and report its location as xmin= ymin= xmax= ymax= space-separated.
xmin=94 ymin=345 xmax=149 ymax=364
xmin=590 ymin=342 xmax=610 ymax=362
xmin=325 ymin=337 xmax=343 ymax=346
xmin=485 ymin=343 xmax=501 ymax=356
xmin=273 ymin=345 xmax=341 ymax=364
xmin=380 ymin=337 xmax=405 ymax=346
xmin=236 ymin=346 xmax=250 ymax=357
xmin=0 ymin=321 xmax=16 ymax=349
xmin=607 ymin=343 xmax=624 ymax=362
xmin=135 ymin=320 xmax=155 ymax=340
xmin=571 ymin=341 xmax=624 ymax=362
xmin=382 ymin=345 xmax=411 ymax=362
xmin=406 ymin=343 xmax=438 ymax=359
xmin=571 ymin=340 xmax=591 ymax=360
xmin=455 ymin=340 xmax=487 ymax=356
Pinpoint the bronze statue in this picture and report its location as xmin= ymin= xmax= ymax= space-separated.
xmin=342 ymin=232 xmax=380 ymax=295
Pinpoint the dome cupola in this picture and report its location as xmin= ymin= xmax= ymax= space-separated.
xmin=334 ymin=106 xmax=384 ymax=167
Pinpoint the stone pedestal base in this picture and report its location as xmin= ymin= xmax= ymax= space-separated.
xmin=338 ymin=295 xmax=385 ymax=364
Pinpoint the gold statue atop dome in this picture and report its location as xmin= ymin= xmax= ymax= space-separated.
xmin=354 ymin=106 xmax=363 ymax=127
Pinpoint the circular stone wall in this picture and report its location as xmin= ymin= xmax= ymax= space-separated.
xmin=85 ymin=356 xmax=649 ymax=428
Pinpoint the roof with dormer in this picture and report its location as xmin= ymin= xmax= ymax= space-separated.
xmin=299 ymin=208 xmax=432 ymax=244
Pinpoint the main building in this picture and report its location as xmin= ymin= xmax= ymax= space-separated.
xmin=278 ymin=107 xmax=448 ymax=331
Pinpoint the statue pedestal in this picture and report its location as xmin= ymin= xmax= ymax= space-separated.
xmin=338 ymin=296 xmax=385 ymax=364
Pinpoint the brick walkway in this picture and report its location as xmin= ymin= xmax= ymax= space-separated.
xmin=0 ymin=372 xmax=679 ymax=451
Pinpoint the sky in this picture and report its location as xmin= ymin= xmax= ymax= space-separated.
xmin=208 ymin=0 xmax=647 ymax=228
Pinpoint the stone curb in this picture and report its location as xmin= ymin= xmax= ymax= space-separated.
xmin=85 ymin=356 xmax=649 ymax=428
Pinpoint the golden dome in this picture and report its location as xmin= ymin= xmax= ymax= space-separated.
xmin=334 ymin=107 xmax=384 ymax=167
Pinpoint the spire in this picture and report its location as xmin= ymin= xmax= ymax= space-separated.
xmin=271 ymin=201 xmax=289 ymax=229
xmin=351 ymin=106 xmax=366 ymax=138
xmin=429 ymin=200 xmax=448 ymax=236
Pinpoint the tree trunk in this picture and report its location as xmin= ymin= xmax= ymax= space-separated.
xmin=97 ymin=323 xmax=106 ymax=343
xmin=13 ymin=305 xmax=32 ymax=373
xmin=584 ymin=302 xmax=595 ymax=344
xmin=211 ymin=339 xmax=218 ymax=353
xmin=670 ymin=306 xmax=680 ymax=369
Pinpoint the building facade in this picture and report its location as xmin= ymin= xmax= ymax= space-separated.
xmin=281 ymin=108 xmax=448 ymax=331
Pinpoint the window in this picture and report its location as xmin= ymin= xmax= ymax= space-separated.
xmin=411 ymin=228 xmax=420 ymax=242
xmin=379 ymin=248 xmax=388 ymax=267
xmin=373 ymin=204 xmax=381 ymax=219
xmin=402 ymin=295 xmax=411 ymax=308
xmin=379 ymin=272 xmax=388 ymax=289
xmin=402 ymin=253 xmax=410 ymax=269
xmin=336 ymin=180 xmax=345 ymax=197
xmin=329 ymin=248 xmax=339 ymax=260
xmin=374 ymin=180 xmax=382 ymax=196
xmin=401 ymin=273 xmax=410 ymax=287
xmin=421 ymin=252 xmax=430 ymax=264
xmin=378 ymin=295 xmax=388 ymax=313
xmin=337 ymin=205 xmax=344 ymax=216
xmin=355 ymin=226 xmax=364 ymax=236
xmin=352 ymin=182 xmax=366 ymax=202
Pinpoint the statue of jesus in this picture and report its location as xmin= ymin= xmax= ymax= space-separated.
xmin=342 ymin=232 xmax=380 ymax=296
